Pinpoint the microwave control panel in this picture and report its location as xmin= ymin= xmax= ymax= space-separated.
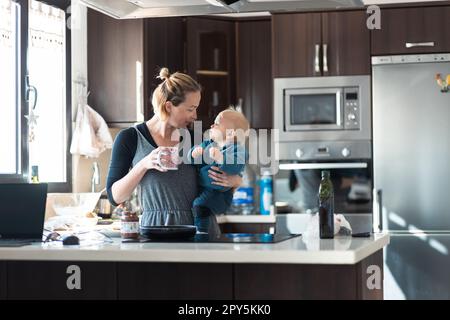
xmin=343 ymin=88 xmax=360 ymax=130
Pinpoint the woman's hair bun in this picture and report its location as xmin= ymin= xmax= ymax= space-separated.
xmin=158 ymin=67 xmax=170 ymax=81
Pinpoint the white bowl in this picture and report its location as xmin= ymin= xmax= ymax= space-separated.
xmin=47 ymin=193 xmax=102 ymax=217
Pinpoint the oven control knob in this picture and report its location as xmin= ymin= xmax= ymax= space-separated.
xmin=341 ymin=148 xmax=351 ymax=158
xmin=347 ymin=113 xmax=356 ymax=121
xmin=295 ymin=149 xmax=303 ymax=158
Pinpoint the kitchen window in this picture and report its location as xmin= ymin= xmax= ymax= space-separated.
xmin=0 ymin=0 xmax=72 ymax=191
xmin=0 ymin=0 xmax=21 ymax=179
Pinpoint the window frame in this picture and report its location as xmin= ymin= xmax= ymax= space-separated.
xmin=1 ymin=0 xmax=72 ymax=192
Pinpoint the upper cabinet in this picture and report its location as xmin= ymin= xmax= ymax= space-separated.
xmin=88 ymin=11 xmax=185 ymax=124
xmin=237 ymin=20 xmax=272 ymax=129
xmin=272 ymin=11 xmax=370 ymax=77
xmin=187 ymin=18 xmax=236 ymax=130
xmin=321 ymin=11 xmax=370 ymax=76
xmin=144 ymin=18 xmax=185 ymax=118
xmin=88 ymin=9 xmax=144 ymax=124
xmin=371 ymin=6 xmax=450 ymax=55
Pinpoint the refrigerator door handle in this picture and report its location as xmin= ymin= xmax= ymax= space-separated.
xmin=377 ymin=189 xmax=383 ymax=231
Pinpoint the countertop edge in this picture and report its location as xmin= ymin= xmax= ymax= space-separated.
xmin=0 ymin=234 xmax=390 ymax=265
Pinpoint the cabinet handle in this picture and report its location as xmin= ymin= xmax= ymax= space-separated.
xmin=405 ymin=42 xmax=435 ymax=48
xmin=323 ymin=43 xmax=328 ymax=73
xmin=314 ymin=44 xmax=320 ymax=73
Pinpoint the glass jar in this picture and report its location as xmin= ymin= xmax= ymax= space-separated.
xmin=120 ymin=211 xmax=140 ymax=240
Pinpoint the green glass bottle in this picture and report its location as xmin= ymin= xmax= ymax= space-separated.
xmin=318 ymin=170 xmax=334 ymax=239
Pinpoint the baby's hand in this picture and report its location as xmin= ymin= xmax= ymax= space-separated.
xmin=191 ymin=146 xmax=204 ymax=159
xmin=209 ymin=147 xmax=224 ymax=164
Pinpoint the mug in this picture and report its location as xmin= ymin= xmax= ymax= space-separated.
xmin=157 ymin=147 xmax=181 ymax=170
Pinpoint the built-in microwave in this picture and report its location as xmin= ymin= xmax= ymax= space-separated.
xmin=274 ymin=75 xmax=371 ymax=143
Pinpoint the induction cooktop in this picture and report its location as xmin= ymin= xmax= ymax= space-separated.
xmin=134 ymin=233 xmax=301 ymax=243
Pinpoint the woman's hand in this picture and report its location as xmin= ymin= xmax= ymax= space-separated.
xmin=140 ymin=147 xmax=168 ymax=172
xmin=209 ymin=166 xmax=243 ymax=190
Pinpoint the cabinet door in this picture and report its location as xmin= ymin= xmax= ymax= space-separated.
xmin=88 ymin=9 xmax=144 ymax=124
xmin=118 ymin=262 xmax=233 ymax=300
xmin=7 ymin=261 xmax=117 ymax=300
xmin=187 ymin=18 xmax=236 ymax=130
xmin=322 ymin=11 xmax=370 ymax=76
xmin=237 ymin=20 xmax=272 ymax=129
xmin=272 ymin=13 xmax=322 ymax=77
xmin=144 ymin=18 xmax=185 ymax=120
xmin=371 ymin=6 xmax=450 ymax=55
xmin=0 ymin=262 xmax=6 ymax=300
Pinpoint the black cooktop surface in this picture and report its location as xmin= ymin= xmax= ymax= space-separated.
xmin=130 ymin=233 xmax=301 ymax=244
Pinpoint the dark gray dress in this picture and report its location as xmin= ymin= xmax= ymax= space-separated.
xmin=132 ymin=127 xmax=221 ymax=234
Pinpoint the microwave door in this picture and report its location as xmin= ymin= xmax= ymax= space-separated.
xmin=285 ymin=88 xmax=343 ymax=131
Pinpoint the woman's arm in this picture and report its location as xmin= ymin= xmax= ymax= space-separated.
xmin=107 ymin=128 xmax=166 ymax=205
xmin=111 ymin=147 xmax=167 ymax=204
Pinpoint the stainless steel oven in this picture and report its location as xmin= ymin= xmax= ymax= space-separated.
xmin=274 ymin=75 xmax=371 ymax=143
xmin=274 ymin=159 xmax=372 ymax=214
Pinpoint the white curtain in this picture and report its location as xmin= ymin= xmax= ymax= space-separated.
xmin=0 ymin=0 xmax=18 ymax=174
xmin=28 ymin=0 xmax=67 ymax=182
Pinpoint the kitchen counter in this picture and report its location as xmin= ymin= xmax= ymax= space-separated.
xmin=0 ymin=234 xmax=389 ymax=300
xmin=0 ymin=233 xmax=389 ymax=265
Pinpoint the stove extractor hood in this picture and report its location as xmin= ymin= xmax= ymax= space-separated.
xmin=79 ymin=0 xmax=364 ymax=19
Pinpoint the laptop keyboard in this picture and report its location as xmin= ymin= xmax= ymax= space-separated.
xmin=0 ymin=239 xmax=37 ymax=247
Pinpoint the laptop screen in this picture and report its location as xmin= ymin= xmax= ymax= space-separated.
xmin=0 ymin=184 xmax=48 ymax=240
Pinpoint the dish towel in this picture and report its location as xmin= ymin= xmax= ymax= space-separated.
xmin=70 ymin=103 xmax=113 ymax=158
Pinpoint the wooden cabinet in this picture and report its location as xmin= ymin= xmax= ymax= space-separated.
xmin=187 ymin=18 xmax=236 ymax=130
xmin=237 ymin=20 xmax=272 ymax=129
xmin=234 ymin=250 xmax=383 ymax=299
xmin=7 ymin=261 xmax=117 ymax=300
xmin=322 ymin=11 xmax=370 ymax=75
xmin=0 ymin=262 xmax=6 ymax=300
xmin=118 ymin=262 xmax=233 ymax=300
xmin=272 ymin=10 xmax=370 ymax=77
xmin=88 ymin=9 xmax=144 ymax=124
xmin=273 ymin=12 xmax=321 ymax=77
xmin=88 ymin=11 xmax=185 ymax=124
xmin=144 ymin=18 xmax=186 ymax=118
xmin=371 ymin=6 xmax=450 ymax=55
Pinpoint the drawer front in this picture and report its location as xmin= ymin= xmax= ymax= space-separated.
xmin=7 ymin=261 xmax=117 ymax=300
xmin=118 ymin=262 xmax=233 ymax=300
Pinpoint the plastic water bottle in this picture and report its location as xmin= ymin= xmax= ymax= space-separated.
xmin=259 ymin=169 xmax=273 ymax=215
xmin=229 ymin=167 xmax=254 ymax=215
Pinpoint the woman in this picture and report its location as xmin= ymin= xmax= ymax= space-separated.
xmin=106 ymin=68 xmax=241 ymax=234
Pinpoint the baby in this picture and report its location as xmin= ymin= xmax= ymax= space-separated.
xmin=189 ymin=109 xmax=250 ymax=234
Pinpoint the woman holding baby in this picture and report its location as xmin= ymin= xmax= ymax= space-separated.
xmin=106 ymin=68 xmax=243 ymax=234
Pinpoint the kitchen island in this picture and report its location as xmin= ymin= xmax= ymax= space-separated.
xmin=0 ymin=233 xmax=389 ymax=300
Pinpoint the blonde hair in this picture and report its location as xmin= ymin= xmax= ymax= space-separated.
xmin=218 ymin=108 xmax=250 ymax=142
xmin=152 ymin=67 xmax=202 ymax=121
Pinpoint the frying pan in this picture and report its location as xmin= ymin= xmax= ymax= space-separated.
xmin=140 ymin=225 xmax=197 ymax=240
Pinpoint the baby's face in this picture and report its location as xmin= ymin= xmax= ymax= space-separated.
xmin=210 ymin=114 xmax=233 ymax=143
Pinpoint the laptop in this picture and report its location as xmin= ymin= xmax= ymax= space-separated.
xmin=0 ymin=183 xmax=48 ymax=246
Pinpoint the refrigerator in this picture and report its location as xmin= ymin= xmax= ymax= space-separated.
xmin=372 ymin=53 xmax=450 ymax=299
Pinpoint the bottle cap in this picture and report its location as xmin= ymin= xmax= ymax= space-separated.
xmin=321 ymin=170 xmax=330 ymax=178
